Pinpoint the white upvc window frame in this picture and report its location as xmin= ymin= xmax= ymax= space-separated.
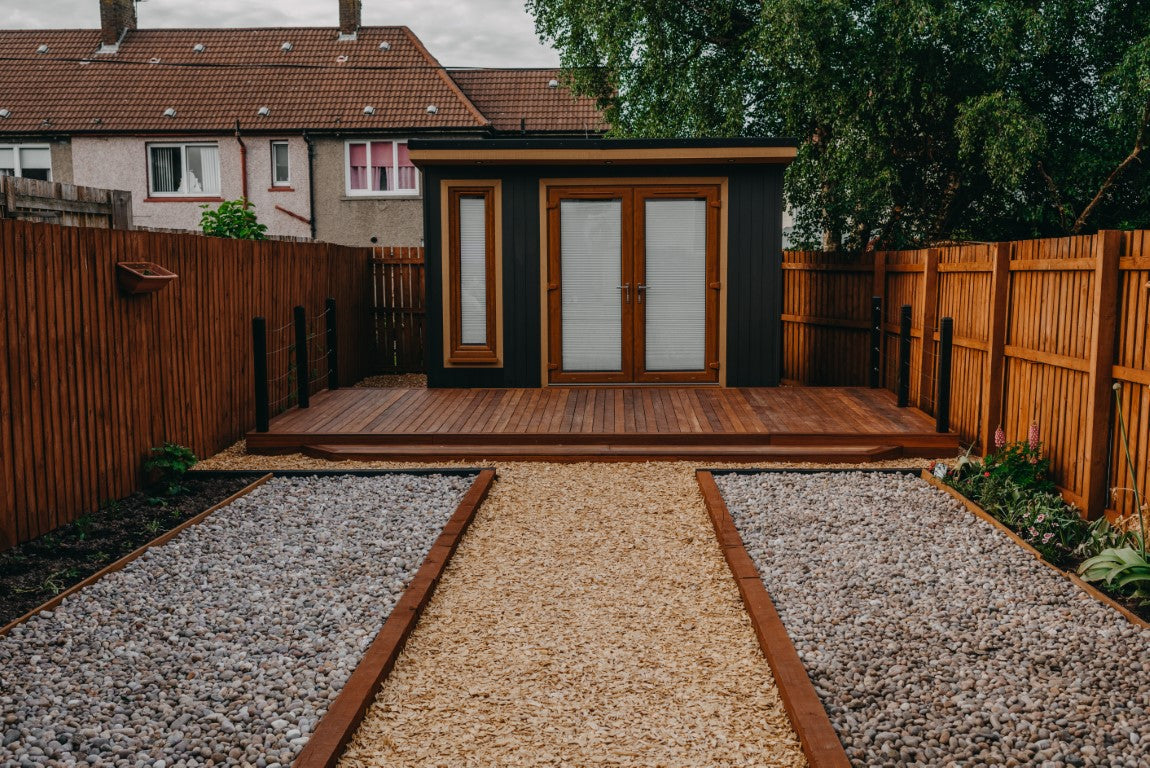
xmin=344 ymin=139 xmax=420 ymax=197
xmin=146 ymin=141 xmax=222 ymax=198
xmin=270 ymin=140 xmax=291 ymax=187
xmin=0 ymin=143 xmax=52 ymax=181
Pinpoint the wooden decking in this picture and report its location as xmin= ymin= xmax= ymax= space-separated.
xmin=246 ymin=386 xmax=959 ymax=461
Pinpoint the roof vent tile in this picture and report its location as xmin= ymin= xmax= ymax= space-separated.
xmin=36 ymin=44 xmax=49 ymax=54
xmin=363 ymin=105 xmax=376 ymax=116
xmin=281 ymin=42 xmax=294 ymax=52
xmin=426 ymin=105 xmax=439 ymax=115
xmin=193 ymin=43 xmax=206 ymax=53
xmin=379 ymin=41 xmax=391 ymax=51
xmin=163 ymin=108 xmax=177 ymax=118
xmin=0 ymin=109 xmax=11 ymax=119
xmin=257 ymin=106 xmax=271 ymax=117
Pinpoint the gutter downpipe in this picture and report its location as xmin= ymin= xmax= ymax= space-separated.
xmin=234 ymin=119 xmax=249 ymax=206
xmin=303 ymin=131 xmax=318 ymax=239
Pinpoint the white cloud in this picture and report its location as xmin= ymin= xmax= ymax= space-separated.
xmin=0 ymin=0 xmax=560 ymax=67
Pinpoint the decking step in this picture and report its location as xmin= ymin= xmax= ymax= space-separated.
xmin=300 ymin=443 xmax=907 ymax=462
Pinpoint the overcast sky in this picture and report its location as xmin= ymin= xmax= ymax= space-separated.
xmin=0 ymin=0 xmax=561 ymax=67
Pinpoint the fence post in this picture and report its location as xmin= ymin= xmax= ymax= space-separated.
xmin=936 ymin=317 xmax=953 ymax=433
xmin=326 ymin=297 xmax=339 ymax=390
xmin=252 ymin=317 xmax=269 ymax=432
xmin=294 ymin=305 xmax=310 ymax=409
xmin=898 ymin=304 xmax=912 ymax=407
xmin=916 ymin=248 xmax=940 ymax=411
xmin=869 ymin=296 xmax=883 ymax=388
xmin=980 ymin=242 xmax=1011 ymax=453
xmin=1081 ymin=230 xmax=1122 ymax=519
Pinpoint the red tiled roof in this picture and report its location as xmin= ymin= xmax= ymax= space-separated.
xmin=448 ymin=69 xmax=607 ymax=134
xmin=0 ymin=26 xmax=489 ymax=133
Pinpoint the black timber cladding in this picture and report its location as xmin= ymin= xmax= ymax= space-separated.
xmin=418 ymin=158 xmax=787 ymax=388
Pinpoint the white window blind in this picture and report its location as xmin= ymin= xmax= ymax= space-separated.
xmin=560 ymin=199 xmax=622 ymax=371
xmin=644 ymin=199 xmax=706 ymax=371
xmin=458 ymin=196 xmax=488 ymax=345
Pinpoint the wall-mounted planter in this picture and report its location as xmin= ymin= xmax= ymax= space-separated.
xmin=116 ymin=262 xmax=178 ymax=295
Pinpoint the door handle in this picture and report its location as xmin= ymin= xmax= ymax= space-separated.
xmin=636 ymin=283 xmax=649 ymax=303
xmin=617 ymin=283 xmax=631 ymax=304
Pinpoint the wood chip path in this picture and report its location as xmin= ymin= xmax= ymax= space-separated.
xmin=338 ymin=462 xmax=805 ymax=767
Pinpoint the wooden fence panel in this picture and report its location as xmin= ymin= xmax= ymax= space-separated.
xmin=372 ymin=246 xmax=426 ymax=373
xmin=0 ymin=219 xmax=374 ymax=548
xmin=783 ymin=230 xmax=1150 ymax=520
xmin=0 ymin=176 xmax=131 ymax=229
xmin=780 ymin=251 xmax=873 ymax=384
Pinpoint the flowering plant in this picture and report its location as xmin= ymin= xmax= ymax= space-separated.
xmin=1006 ymin=491 xmax=1088 ymax=564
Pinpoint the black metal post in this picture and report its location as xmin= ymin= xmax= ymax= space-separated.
xmin=936 ymin=316 xmax=954 ymax=432
xmin=870 ymin=296 xmax=883 ymax=388
xmin=897 ymin=304 xmax=912 ymax=407
xmin=325 ymin=297 xmax=339 ymax=390
xmin=294 ymin=305 xmax=310 ymax=409
xmin=252 ymin=316 xmax=269 ymax=432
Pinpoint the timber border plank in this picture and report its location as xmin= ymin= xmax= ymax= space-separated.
xmin=294 ymin=468 xmax=496 ymax=768
xmin=696 ymin=470 xmax=852 ymax=768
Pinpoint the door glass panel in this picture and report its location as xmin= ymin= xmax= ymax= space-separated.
xmin=644 ymin=199 xmax=707 ymax=371
xmin=560 ymin=199 xmax=622 ymax=371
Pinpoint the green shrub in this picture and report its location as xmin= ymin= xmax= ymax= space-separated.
xmin=143 ymin=442 xmax=197 ymax=499
xmin=983 ymin=440 xmax=1055 ymax=496
xmin=199 ymin=198 xmax=268 ymax=240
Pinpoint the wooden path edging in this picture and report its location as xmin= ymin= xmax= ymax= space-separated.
xmin=0 ymin=473 xmax=274 ymax=637
xmin=921 ymin=470 xmax=1149 ymax=630
xmin=696 ymin=470 xmax=852 ymax=768
xmin=294 ymin=468 xmax=497 ymax=768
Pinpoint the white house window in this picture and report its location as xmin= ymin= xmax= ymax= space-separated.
xmin=271 ymin=141 xmax=290 ymax=186
xmin=346 ymin=140 xmax=418 ymax=196
xmin=148 ymin=143 xmax=221 ymax=197
xmin=0 ymin=145 xmax=52 ymax=181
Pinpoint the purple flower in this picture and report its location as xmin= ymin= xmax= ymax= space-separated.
xmin=1028 ymin=422 xmax=1040 ymax=450
xmin=1036 ymin=514 xmax=1045 ymax=523
xmin=1043 ymin=533 xmax=1053 ymax=543
xmin=994 ymin=426 xmax=1006 ymax=450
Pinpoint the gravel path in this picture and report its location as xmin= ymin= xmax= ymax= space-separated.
xmin=0 ymin=473 xmax=472 ymax=767
xmin=338 ymin=462 xmax=807 ymax=768
xmin=716 ymin=471 xmax=1150 ymax=768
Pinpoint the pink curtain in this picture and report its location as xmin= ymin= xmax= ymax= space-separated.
xmin=396 ymin=142 xmax=417 ymax=191
xmin=348 ymin=143 xmax=368 ymax=190
xmin=371 ymin=141 xmax=392 ymax=191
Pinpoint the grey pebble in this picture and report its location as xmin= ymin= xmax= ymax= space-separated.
xmin=716 ymin=471 xmax=1150 ymax=768
xmin=0 ymin=473 xmax=473 ymax=764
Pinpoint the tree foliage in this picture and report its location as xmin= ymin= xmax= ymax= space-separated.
xmin=529 ymin=0 xmax=1150 ymax=249
xmin=199 ymin=199 xmax=268 ymax=240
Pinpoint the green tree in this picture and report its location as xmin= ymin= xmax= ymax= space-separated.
xmin=199 ymin=198 xmax=268 ymax=240
xmin=529 ymin=0 xmax=1150 ymax=249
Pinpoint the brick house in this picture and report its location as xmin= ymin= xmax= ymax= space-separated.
xmin=0 ymin=0 xmax=604 ymax=245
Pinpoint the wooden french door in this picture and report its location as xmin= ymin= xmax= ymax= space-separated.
xmin=546 ymin=184 xmax=720 ymax=384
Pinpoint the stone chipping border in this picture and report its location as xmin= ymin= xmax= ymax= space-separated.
xmin=715 ymin=470 xmax=1150 ymax=768
xmin=0 ymin=472 xmax=475 ymax=768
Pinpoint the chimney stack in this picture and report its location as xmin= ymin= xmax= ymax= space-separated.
xmin=99 ymin=0 xmax=137 ymax=50
xmin=339 ymin=0 xmax=361 ymax=39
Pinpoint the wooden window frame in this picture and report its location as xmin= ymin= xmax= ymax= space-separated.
xmin=444 ymin=183 xmax=500 ymax=365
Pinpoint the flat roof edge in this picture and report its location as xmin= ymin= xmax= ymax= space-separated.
xmin=409 ymin=137 xmax=799 ymax=166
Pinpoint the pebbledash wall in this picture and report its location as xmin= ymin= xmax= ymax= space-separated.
xmin=69 ymin=135 xmax=312 ymax=238
xmin=310 ymin=135 xmax=437 ymax=248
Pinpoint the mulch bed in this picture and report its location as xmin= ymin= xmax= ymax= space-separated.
xmin=0 ymin=473 xmax=262 ymax=627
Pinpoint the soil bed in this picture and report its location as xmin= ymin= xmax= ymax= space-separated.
xmin=0 ymin=473 xmax=261 ymax=627
xmin=716 ymin=470 xmax=1150 ymax=768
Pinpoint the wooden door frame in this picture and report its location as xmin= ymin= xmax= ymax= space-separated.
xmin=632 ymin=184 xmax=722 ymax=383
xmin=539 ymin=177 xmax=729 ymax=387
xmin=546 ymin=186 xmax=636 ymax=384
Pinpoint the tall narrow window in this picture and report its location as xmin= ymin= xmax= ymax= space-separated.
xmin=271 ymin=141 xmax=290 ymax=186
xmin=446 ymin=185 xmax=498 ymax=364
